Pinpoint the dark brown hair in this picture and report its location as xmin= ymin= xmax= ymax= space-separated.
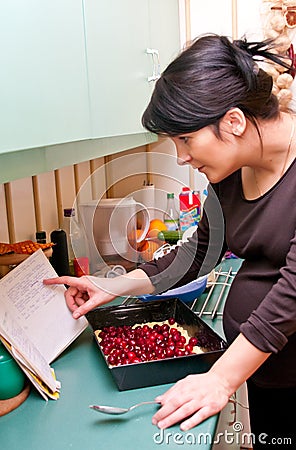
xmin=142 ymin=34 xmax=292 ymax=137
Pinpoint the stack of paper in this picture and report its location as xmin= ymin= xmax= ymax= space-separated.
xmin=0 ymin=250 xmax=88 ymax=400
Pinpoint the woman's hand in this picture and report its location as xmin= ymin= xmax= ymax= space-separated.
xmin=43 ymin=276 xmax=115 ymax=319
xmin=152 ymin=371 xmax=230 ymax=431
xmin=44 ymin=268 xmax=154 ymax=319
xmin=152 ymin=334 xmax=271 ymax=431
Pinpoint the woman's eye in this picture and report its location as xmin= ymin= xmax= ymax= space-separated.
xmin=180 ymin=136 xmax=189 ymax=144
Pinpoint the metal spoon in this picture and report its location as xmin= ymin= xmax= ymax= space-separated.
xmin=89 ymin=400 xmax=158 ymax=415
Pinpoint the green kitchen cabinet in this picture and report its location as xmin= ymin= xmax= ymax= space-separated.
xmin=84 ymin=0 xmax=151 ymax=138
xmin=0 ymin=0 xmax=91 ymax=154
xmin=84 ymin=0 xmax=180 ymax=139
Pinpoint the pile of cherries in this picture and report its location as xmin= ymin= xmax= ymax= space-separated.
xmin=97 ymin=318 xmax=199 ymax=366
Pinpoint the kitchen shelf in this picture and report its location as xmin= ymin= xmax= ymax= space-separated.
xmin=0 ymin=132 xmax=157 ymax=184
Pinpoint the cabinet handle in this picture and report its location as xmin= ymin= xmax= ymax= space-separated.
xmin=146 ymin=48 xmax=161 ymax=82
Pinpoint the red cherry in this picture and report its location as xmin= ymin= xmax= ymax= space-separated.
xmin=132 ymin=358 xmax=141 ymax=363
xmin=166 ymin=348 xmax=174 ymax=358
xmin=107 ymin=354 xmax=116 ymax=365
xmin=185 ymin=344 xmax=193 ymax=353
xmin=102 ymin=344 xmax=112 ymax=355
xmin=170 ymin=327 xmax=178 ymax=334
xmin=175 ymin=349 xmax=185 ymax=357
xmin=189 ymin=337 xmax=198 ymax=347
xmin=127 ymin=351 xmax=136 ymax=361
xmin=172 ymin=331 xmax=181 ymax=342
xmin=146 ymin=351 xmax=154 ymax=360
xmin=136 ymin=337 xmax=145 ymax=347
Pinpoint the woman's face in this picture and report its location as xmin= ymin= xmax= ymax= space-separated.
xmin=171 ymin=124 xmax=241 ymax=183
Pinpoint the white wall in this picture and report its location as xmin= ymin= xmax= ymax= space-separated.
xmin=190 ymin=0 xmax=232 ymax=38
xmin=237 ymin=0 xmax=263 ymax=40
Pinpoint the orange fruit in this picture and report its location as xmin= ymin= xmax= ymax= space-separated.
xmin=128 ymin=229 xmax=147 ymax=250
xmin=135 ymin=229 xmax=147 ymax=243
xmin=146 ymin=219 xmax=167 ymax=239
xmin=139 ymin=240 xmax=161 ymax=262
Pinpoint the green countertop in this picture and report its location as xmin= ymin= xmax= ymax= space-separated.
xmin=0 ymin=259 xmax=241 ymax=450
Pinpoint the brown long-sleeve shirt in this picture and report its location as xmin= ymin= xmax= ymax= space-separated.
xmin=140 ymin=161 xmax=296 ymax=387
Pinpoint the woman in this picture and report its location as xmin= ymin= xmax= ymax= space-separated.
xmin=45 ymin=35 xmax=296 ymax=447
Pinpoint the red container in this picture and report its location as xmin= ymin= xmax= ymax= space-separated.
xmin=179 ymin=187 xmax=200 ymax=231
xmin=73 ymin=257 xmax=89 ymax=277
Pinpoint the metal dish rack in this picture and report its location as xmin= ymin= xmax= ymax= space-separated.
xmin=192 ymin=266 xmax=237 ymax=319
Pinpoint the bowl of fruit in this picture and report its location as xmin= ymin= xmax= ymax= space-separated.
xmin=86 ymin=298 xmax=227 ymax=390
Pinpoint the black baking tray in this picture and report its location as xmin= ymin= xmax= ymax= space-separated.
xmin=86 ymin=298 xmax=227 ymax=391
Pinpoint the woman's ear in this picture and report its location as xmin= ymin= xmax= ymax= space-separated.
xmin=221 ymin=108 xmax=247 ymax=136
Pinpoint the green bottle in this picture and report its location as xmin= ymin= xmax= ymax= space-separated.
xmin=163 ymin=193 xmax=179 ymax=231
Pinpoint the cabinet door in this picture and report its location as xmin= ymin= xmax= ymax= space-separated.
xmin=84 ymin=0 xmax=180 ymax=140
xmin=0 ymin=0 xmax=90 ymax=153
xmin=148 ymin=0 xmax=181 ymax=75
xmin=84 ymin=0 xmax=153 ymax=139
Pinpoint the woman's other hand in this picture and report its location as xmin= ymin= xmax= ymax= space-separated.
xmin=152 ymin=371 xmax=230 ymax=431
xmin=152 ymin=334 xmax=271 ymax=431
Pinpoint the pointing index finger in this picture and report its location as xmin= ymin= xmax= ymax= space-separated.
xmin=43 ymin=276 xmax=73 ymax=286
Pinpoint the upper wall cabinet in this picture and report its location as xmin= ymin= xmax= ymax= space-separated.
xmin=84 ymin=0 xmax=180 ymax=139
xmin=0 ymin=0 xmax=180 ymax=181
xmin=84 ymin=0 xmax=151 ymax=138
xmin=0 ymin=0 xmax=91 ymax=154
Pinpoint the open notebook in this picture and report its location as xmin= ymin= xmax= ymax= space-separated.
xmin=0 ymin=249 xmax=88 ymax=400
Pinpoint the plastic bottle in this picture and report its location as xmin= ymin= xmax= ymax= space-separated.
xmin=201 ymin=188 xmax=208 ymax=218
xmin=179 ymin=187 xmax=201 ymax=232
xmin=63 ymin=209 xmax=75 ymax=268
xmin=50 ymin=229 xmax=70 ymax=276
xmin=163 ymin=193 xmax=179 ymax=231
xmin=35 ymin=231 xmax=47 ymax=244
xmin=63 ymin=208 xmax=89 ymax=276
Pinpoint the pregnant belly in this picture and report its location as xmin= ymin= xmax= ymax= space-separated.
xmin=223 ymin=262 xmax=279 ymax=344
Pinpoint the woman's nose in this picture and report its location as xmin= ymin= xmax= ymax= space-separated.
xmin=172 ymin=140 xmax=192 ymax=166
xmin=177 ymin=157 xmax=187 ymax=166
xmin=177 ymin=154 xmax=192 ymax=166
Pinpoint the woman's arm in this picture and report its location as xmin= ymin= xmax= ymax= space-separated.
xmin=152 ymin=333 xmax=271 ymax=431
xmin=141 ymin=184 xmax=227 ymax=294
